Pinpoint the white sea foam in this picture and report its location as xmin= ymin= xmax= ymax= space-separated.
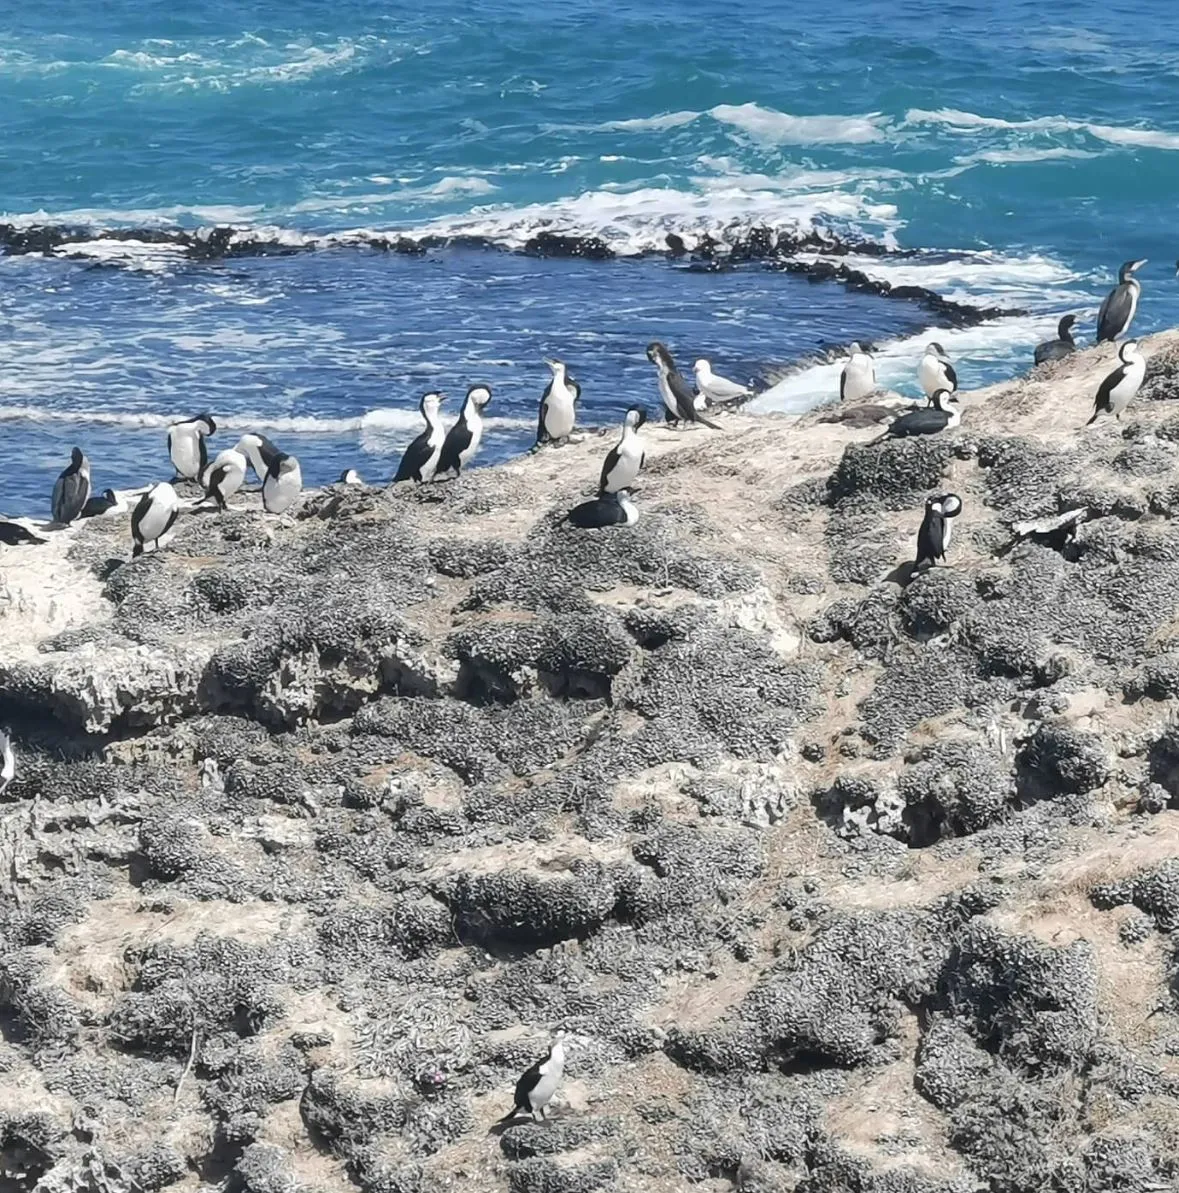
xmin=0 ymin=202 xmax=265 ymax=227
xmin=709 ymin=103 xmax=888 ymax=145
xmin=288 ymin=177 xmax=498 ymax=215
xmin=751 ymin=314 xmax=1077 ymax=415
xmin=954 ymin=147 xmax=1098 ymax=166
xmin=49 ymin=238 xmax=190 ymax=274
xmin=792 ymin=249 xmax=1088 ymax=308
xmin=0 ymin=405 xmax=533 ymax=436
xmin=906 ymin=107 xmax=1179 ymax=151
xmin=315 ymin=183 xmax=904 ymax=257
xmin=599 ymin=111 xmax=703 ymax=132
xmin=599 ymin=103 xmax=888 ymax=145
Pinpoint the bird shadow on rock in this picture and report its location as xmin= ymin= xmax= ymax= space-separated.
xmin=883 ymin=560 xmax=920 ymax=586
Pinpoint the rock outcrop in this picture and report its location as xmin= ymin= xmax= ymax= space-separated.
xmin=4 ymin=332 xmax=1179 ymax=1192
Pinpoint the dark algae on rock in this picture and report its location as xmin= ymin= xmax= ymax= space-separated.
xmin=3 ymin=332 xmax=1179 ymax=1191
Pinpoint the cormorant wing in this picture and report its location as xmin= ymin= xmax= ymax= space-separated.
xmin=1096 ymin=285 xmax=1129 ymax=342
xmin=668 ymin=369 xmax=700 ymax=419
xmin=916 ymin=511 xmax=945 ymax=565
xmin=598 ymin=444 xmax=620 ymax=494
xmin=395 ymin=429 xmax=431 ymax=482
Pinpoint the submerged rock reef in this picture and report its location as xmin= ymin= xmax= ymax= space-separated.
xmin=3 ymin=333 xmax=1179 ymax=1192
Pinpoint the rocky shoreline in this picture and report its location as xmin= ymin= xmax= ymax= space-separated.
xmin=3 ymin=332 xmax=1179 ymax=1193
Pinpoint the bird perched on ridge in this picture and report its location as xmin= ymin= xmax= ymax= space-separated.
xmin=564 ymin=489 xmax=639 ymax=529
xmin=840 ymin=342 xmax=876 ymax=402
xmin=51 ymin=447 xmax=91 ymax=526
xmin=1088 ymin=340 xmax=1145 ymax=425
xmin=879 ymin=389 xmax=962 ymax=439
xmin=1096 ymin=258 xmax=1146 ymax=343
xmin=131 ymin=482 xmax=180 ymax=558
xmin=203 ymin=447 xmax=248 ymax=510
xmin=499 ymin=1034 xmax=567 ymax=1123
xmin=234 ymin=433 xmax=281 ymax=485
xmin=536 ymin=358 xmax=581 ymax=446
xmin=435 ymin=384 xmax=493 ymax=479
xmin=915 ymin=493 xmax=963 ymax=569
xmin=598 ymin=407 xmax=647 ymax=495
xmin=646 ymin=342 xmax=719 ymax=428
xmin=81 ymin=489 xmax=121 ymax=518
xmin=262 ymin=452 xmax=303 ymax=513
xmin=0 ymin=519 xmax=47 ymax=546
xmin=394 ymin=392 xmax=448 ymax=483
xmin=693 ymin=358 xmax=751 ymax=408
xmin=1034 ymin=315 xmax=1078 ymax=365
xmin=168 ymin=412 xmax=217 ymax=481
xmin=917 ymin=342 xmax=957 ymax=399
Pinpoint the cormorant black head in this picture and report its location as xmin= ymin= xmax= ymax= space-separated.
xmin=646 ymin=341 xmax=671 ymax=367
xmin=70 ymin=446 xmax=84 ymax=467
xmin=1119 ymin=340 xmax=1139 ymax=363
xmin=1058 ymin=314 xmax=1077 ymax=339
xmin=194 ymin=413 xmax=217 ymax=435
xmin=927 ymin=341 xmax=948 ymax=358
xmin=938 ymin=493 xmax=963 ymax=517
xmin=420 ymin=391 xmax=445 ymax=417
xmin=466 ymin=384 xmax=492 ymax=409
xmin=930 ymin=388 xmax=954 ymax=411
xmin=1119 ymin=258 xmax=1147 ymax=281
xmin=624 ymin=406 xmax=647 ymax=430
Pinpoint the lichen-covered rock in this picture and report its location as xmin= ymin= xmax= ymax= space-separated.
xmin=938 ymin=922 xmax=1098 ymax=1074
xmin=5 ymin=344 xmax=1179 ymax=1191
xmin=1016 ymin=723 xmax=1112 ymax=798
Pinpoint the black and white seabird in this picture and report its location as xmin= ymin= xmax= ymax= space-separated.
xmin=915 ymin=493 xmax=963 ymax=569
xmin=499 ymin=1035 xmax=567 ymax=1123
xmin=262 ymin=452 xmax=303 ymax=513
xmin=536 ymin=359 xmax=580 ymax=446
xmin=168 ymin=413 xmax=217 ymax=481
xmin=646 ymin=342 xmax=719 ymax=429
xmin=1088 ymin=340 xmax=1145 ymax=425
xmin=0 ymin=519 xmax=48 ymax=546
xmin=394 ymin=392 xmax=448 ymax=483
xmin=51 ymin=447 xmax=91 ymax=525
xmin=1034 ymin=315 xmax=1078 ymax=365
xmin=693 ymin=358 xmax=751 ymax=408
xmin=131 ymin=482 xmax=180 ymax=558
xmin=234 ymin=433 xmax=282 ymax=484
xmin=204 ymin=447 xmax=248 ymax=510
xmin=1096 ymin=258 xmax=1147 ymax=343
xmin=339 ymin=469 xmax=363 ymax=485
xmin=0 ymin=728 xmax=13 ymax=797
xmin=882 ymin=389 xmax=962 ymax=439
xmin=599 ymin=407 xmax=647 ymax=495
xmin=435 ymin=385 xmax=492 ymax=479
xmin=840 ymin=342 xmax=876 ymax=402
xmin=81 ymin=489 xmax=121 ymax=518
xmin=918 ymin=342 xmax=957 ymax=399
xmin=564 ymin=489 xmax=639 ymax=529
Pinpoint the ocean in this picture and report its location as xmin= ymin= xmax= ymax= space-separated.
xmin=2 ymin=0 xmax=1178 ymax=516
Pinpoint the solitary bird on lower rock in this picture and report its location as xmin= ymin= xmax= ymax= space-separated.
xmin=499 ymin=1034 xmax=566 ymax=1124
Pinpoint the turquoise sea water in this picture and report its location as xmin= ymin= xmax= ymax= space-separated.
xmin=2 ymin=0 xmax=1178 ymax=513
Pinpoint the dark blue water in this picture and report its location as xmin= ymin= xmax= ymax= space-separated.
xmin=2 ymin=0 xmax=1179 ymax=514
